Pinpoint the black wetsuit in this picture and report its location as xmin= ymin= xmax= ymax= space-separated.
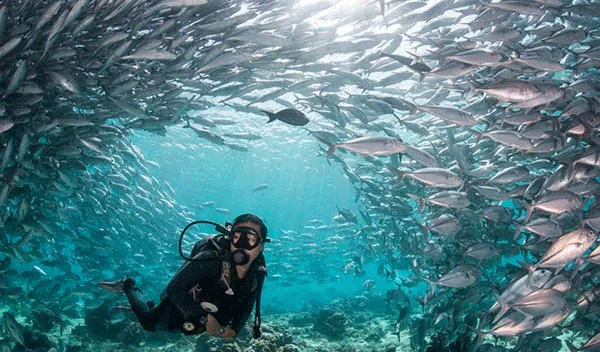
xmin=124 ymin=236 xmax=265 ymax=335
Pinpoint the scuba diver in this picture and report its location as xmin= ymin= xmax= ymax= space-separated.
xmin=97 ymin=214 xmax=269 ymax=339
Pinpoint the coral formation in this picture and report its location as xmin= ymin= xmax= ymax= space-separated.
xmin=312 ymin=309 xmax=346 ymax=340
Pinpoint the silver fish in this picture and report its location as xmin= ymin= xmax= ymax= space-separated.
xmin=2 ymin=312 xmax=25 ymax=346
xmin=529 ymin=226 xmax=597 ymax=272
xmin=0 ymin=36 xmax=22 ymax=60
xmin=524 ymin=190 xmax=582 ymax=222
xmin=424 ymin=213 xmax=462 ymax=236
xmin=511 ymin=288 xmax=568 ymax=317
xmin=120 ymin=50 xmax=178 ymax=61
xmin=329 ymin=136 xmax=407 ymax=156
xmin=35 ymin=1 xmax=62 ymax=32
xmin=428 ymin=263 xmax=481 ymax=290
xmin=416 ymin=105 xmax=477 ymax=127
xmin=397 ymin=167 xmax=463 ymax=189
xmin=464 ymin=243 xmax=498 ymax=261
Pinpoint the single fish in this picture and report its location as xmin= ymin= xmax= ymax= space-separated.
xmin=424 ymin=213 xmax=462 ymax=236
xmin=2 ymin=312 xmax=25 ymax=346
xmin=252 ymin=183 xmax=269 ymax=192
xmin=447 ymin=49 xmax=508 ymax=67
xmin=464 ymin=243 xmax=499 ymax=261
xmin=523 ymin=190 xmax=582 ymax=222
xmin=121 ymin=50 xmax=178 ymax=60
xmin=215 ymin=207 xmax=231 ymax=214
xmin=511 ymin=288 xmax=568 ymax=317
xmin=157 ymin=0 xmax=208 ymax=8
xmin=425 ymin=264 xmax=481 ymax=292
xmin=397 ymin=167 xmax=463 ymax=189
xmin=329 ymin=136 xmax=407 ymax=156
xmin=416 ymin=105 xmax=477 ymax=127
xmin=63 ymin=0 xmax=87 ymax=29
xmin=527 ymin=226 xmax=597 ymax=272
xmin=262 ymin=108 xmax=309 ymax=126
xmin=409 ymin=191 xmax=471 ymax=210
xmin=0 ymin=36 xmax=22 ymax=60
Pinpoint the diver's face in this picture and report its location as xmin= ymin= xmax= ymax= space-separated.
xmin=230 ymin=222 xmax=263 ymax=263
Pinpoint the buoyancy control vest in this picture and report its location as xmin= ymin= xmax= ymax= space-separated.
xmin=162 ymin=234 xmax=267 ymax=338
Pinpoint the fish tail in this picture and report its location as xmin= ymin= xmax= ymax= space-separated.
xmin=477 ymin=212 xmax=484 ymax=227
xmin=408 ymin=194 xmax=426 ymax=212
xmin=396 ymin=170 xmax=406 ymax=182
xmin=492 ymin=296 xmax=510 ymax=324
xmin=512 ymin=220 xmax=523 ymax=241
xmin=261 ymin=110 xmax=277 ymax=123
xmin=524 ymin=203 xmax=534 ymax=223
xmin=514 ymin=198 xmax=532 ymax=222
xmin=463 ymin=76 xmax=483 ymax=102
xmin=467 ymin=324 xmax=487 ymax=352
xmin=422 ymin=277 xmax=437 ymax=298
xmin=327 ymin=144 xmax=337 ymax=156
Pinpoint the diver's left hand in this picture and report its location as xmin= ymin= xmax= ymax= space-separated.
xmin=205 ymin=314 xmax=236 ymax=338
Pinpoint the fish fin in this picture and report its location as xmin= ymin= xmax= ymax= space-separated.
xmin=420 ymin=276 xmax=437 ymax=297
xmin=467 ymin=323 xmax=487 ymax=352
xmin=408 ymin=194 xmax=426 ymax=212
xmin=327 ymin=144 xmax=337 ymax=156
xmin=492 ymin=295 xmax=510 ymax=324
xmin=513 ymin=198 xmax=532 ymax=222
xmin=571 ymin=258 xmax=584 ymax=281
xmin=524 ymin=203 xmax=534 ymax=223
xmin=513 ymin=220 xmax=524 ymax=241
xmin=261 ymin=110 xmax=276 ymax=123
xmin=395 ymin=170 xmax=406 ymax=182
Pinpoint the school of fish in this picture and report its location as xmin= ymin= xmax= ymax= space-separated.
xmin=1 ymin=0 xmax=600 ymax=351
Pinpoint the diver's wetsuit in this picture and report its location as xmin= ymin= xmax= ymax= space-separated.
xmin=124 ymin=236 xmax=264 ymax=335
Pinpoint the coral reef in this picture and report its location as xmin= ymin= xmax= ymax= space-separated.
xmin=20 ymin=293 xmax=420 ymax=352
xmin=312 ymin=309 xmax=346 ymax=340
xmin=278 ymin=344 xmax=302 ymax=352
xmin=117 ymin=322 xmax=144 ymax=346
xmin=75 ymin=301 xmax=144 ymax=345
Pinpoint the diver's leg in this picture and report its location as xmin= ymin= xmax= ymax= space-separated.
xmin=122 ymin=279 xmax=155 ymax=330
xmin=123 ymin=281 xmax=180 ymax=331
xmin=98 ymin=278 xmax=182 ymax=331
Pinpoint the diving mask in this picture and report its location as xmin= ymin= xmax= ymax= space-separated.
xmin=231 ymin=226 xmax=261 ymax=250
